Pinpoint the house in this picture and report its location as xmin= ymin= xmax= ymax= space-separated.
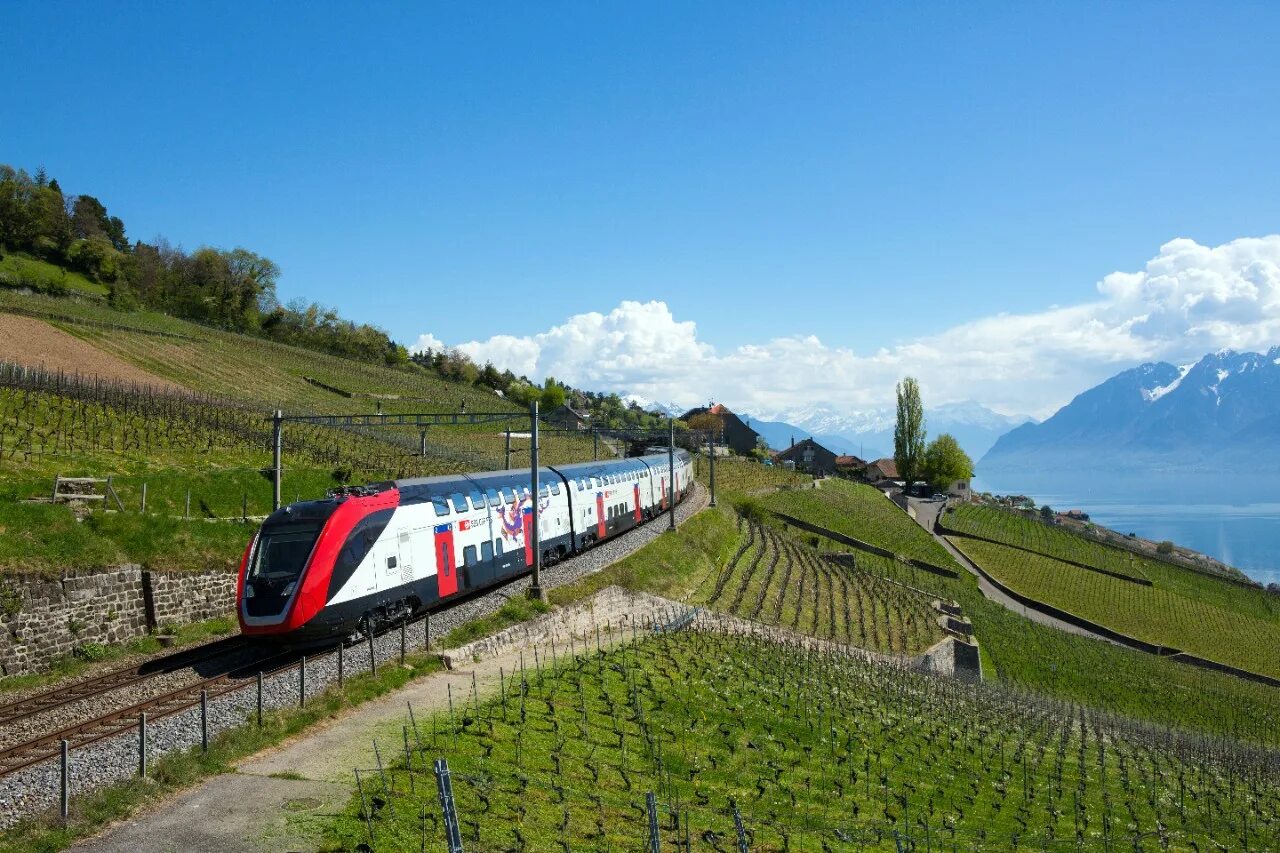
xmin=946 ymin=479 xmax=971 ymax=498
xmin=545 ymin=403 xmax=591 ymax=431
xmin=864 ymin=457 xmax=898 ymax=482
xmin=679 ymin=403 xmax=763 ymax=456
xmin=835 ymin=454 xmax=866 ymax=476
xmin=775 ymin=437 xmax=838 ymax=475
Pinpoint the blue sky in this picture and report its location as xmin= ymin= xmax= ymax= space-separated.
xmin=5 ymin=2 xmax=1280 ymax=417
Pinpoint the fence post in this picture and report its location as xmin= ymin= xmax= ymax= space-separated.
xmin=425 ymin=611 xmax=431 ymax=651
xmin=435 ymin=758 xmax=465 ymax=853
xmin=731 ymin=798 xmax=749 ymax=853
xmin=338 ymin=641 xmax=345 ymax=686
xmin=257 ymin=671 xmax=263 ymax=726
xmin=646 ymin=791 xmax=661 ymax=853
xmin=242 ymin=493 xmax=248 ymax=522
xmin=200 ymin=689 xmax=209 ymax=752
xmin=138 ymin=712 xmax=147 ymax=776
xmin=59 ymin=739 xmax=69 ymax=821
xmin=400 ymin=621 xmax=407 ymax=664
xmin=504 ymin=429 xmax=512 ymax=470
xmin=299 ymin=656 xmax=306 ymax=707
xmin=184 ymin=489 xmax=191 ymax=520
xmin=368 ymin=629 xmax=376 ymax=674
xmin=141 ymin=482 xmax=147 ymax=514
xmin=271 ymin=410 xmax=283 ymax=511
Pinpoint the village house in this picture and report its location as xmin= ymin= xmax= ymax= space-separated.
xmin=775 ymin=437 xmax=838 ymax=475
xmin=863 ymin=457 xmax=899 ymax=483
xmin=679 ymin=403 xmax=763 ymax=456
xmin=544 ymin=403 xmax=592 ymax=431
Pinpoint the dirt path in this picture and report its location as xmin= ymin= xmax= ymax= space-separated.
xmin=73 ymin=588 xmax=681 ymax=853
xmin=0 ymin=313 xmax=185 ymax=391
xmin=909 ymin=498 xmax=1120 ymax=643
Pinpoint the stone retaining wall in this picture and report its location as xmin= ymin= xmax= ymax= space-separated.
xmin=0 ymin=567 xmax=238 ymax=676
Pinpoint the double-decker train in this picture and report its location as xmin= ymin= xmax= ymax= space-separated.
xmin=237 ymin=450 xmax=693 ymax=643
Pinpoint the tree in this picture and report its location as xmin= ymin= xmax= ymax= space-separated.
xmin=922 ymin=433 xmax=974 ymax=490
xmin=1039 ymin=505 xmax=1054 ymax=521
xmin=687 ymin=411 xmax=723 ymax=435
xmin=893 ymin=377 xmax=926 ymax=493
xmin=540 ymin=377 xmax=566 ymax=410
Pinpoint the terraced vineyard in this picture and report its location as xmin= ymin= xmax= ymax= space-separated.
xmin=953 ymin=537 xmax=1280 ymax=681
xmin=692 ymin=520 xmax=944 ymax=655
xmin=762 ymin=479 xmax=960 ymax=569
xmin=697 ymin=455 xmax=812 ymax=496
xmin=325 ymin=628 xmax=1280 ymax=850
xmin=944 ymin=504 xmax=1151 ymax=582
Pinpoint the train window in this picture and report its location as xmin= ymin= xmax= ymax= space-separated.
xmin=450 ymin=493 xmax=468 ymax=513
xmin=486 ymin=488 xmax=501 ymax=506
xmin=494 ymin=538 xmax=503 ymax=556
xmin=550 ymin=482 xmax=561 ymax=495
xmin=576 ymin=480 xmax=585 ymax=491
xmin=469 ymin=490 xmax=485 ymax=508
xmin=463 ymin=545 xmax=478 ymax=567
xmin=481 ymin=541 xmax=493 ymax=562
xmin=432 ymin=496 xmax=450 ymax=516
xmin=386 ymin=555 xmax=397 ymax=569
xmin=539 ymin=485 xmax=550 ymax=498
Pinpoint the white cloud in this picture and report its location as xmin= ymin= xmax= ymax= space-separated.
xmin=412 ymin=236 xmax=1280 ymax=419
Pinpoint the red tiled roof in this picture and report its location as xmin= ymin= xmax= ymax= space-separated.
xmin=867 ymin=458 xmax=898 ymax=477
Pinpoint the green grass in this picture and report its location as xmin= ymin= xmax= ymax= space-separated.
xmin=696 ymin=454 xmax=812 ymax=497
xmin=550 ymin=503 xmax=744 ymax=607
xmin=322 ymin=629 xmax=1280 ymax=851
xmin=945 ymin=504 xmax=1153 ymax=582
xmin=952 ymin=536 xmax=1280 ymax=681
xmin=441 ymin=597 xmax=552 ymax=649
xmin=689 ymin=519 xmax=944 ymax=655
xmin=0 ymin=253 xmax=107 ymax=297
xmin=761 ymin=479 xmax=961 ymax=569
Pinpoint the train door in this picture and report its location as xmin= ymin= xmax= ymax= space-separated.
xmin=522 ymin=504 xmax=534 ymax=566
xmin=595 ymin=490 xmax=606 ymax=539
xmin=398 ymin=531 xmax=414 ymax=586
xmin=433 ymin=524 xmax=457 ymax=597
xmin=660 ymin=475 xmax=667 ymax=510
xmin=633 ymin=483 xmax=642 ymax=522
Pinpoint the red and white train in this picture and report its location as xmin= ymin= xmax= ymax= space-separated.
xmin=237 ymin=450 xmax=693 ymax=643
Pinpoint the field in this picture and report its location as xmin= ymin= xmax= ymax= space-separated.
xmin=761 ymin=479 xmax=960 ymax=569
xmin=690 ymin=519 xmax=944 ymax=655
xmin=696 ymin=455 xmax=812 ymax=497
xmin=324 ymin=628 xmax=1280 ymax=850
xmin=945 ymin=504 xmax=1151 ymax=582
xmin=952 ymin=537 xmax=1280 ymax=681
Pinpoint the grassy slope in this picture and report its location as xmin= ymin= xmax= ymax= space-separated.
xmin=953 ymin=537 xmax=1280 ymax=680
xmin=0 ymin=253 xmax=107 ymax=297
xmin=739 ymin=485 xmax=1280 ymax=745
xmin=761 ymin=479 xmax=961 ymax=569
xmin=324 ymin=630 xmax=1280 ymax=850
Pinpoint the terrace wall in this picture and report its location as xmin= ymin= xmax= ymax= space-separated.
xmin=0 ymin=566 xmax=237 ymax=677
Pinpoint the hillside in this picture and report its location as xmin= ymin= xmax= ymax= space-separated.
xmin=981 ymin=347 xmax=1280 ymax=475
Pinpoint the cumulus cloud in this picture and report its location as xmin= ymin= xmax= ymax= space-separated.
xmin=411 ymin=236 xmax=1280 ymax=419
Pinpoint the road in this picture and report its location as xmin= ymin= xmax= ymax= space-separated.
xmin=908 ymin=498 xmax=1121 ymax=644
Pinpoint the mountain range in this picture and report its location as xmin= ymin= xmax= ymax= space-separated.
xmin=746 ymin=401 xmax=1034 ymax=461
xmin=980 ymin=347 xmax=1280 ymax=475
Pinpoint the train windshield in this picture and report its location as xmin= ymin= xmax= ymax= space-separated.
xmin=250 ymin=524 xmax=320 ymax=584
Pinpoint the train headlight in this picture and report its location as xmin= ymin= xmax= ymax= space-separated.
xmin=283 ymin=582 xmax=296 ymax=597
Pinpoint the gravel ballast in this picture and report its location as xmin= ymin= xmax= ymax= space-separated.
xmin=0 ymin=484 xmax=709 ymax=829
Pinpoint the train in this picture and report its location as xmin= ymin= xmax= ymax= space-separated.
xmin=236 ymin=449 xmax=694 ymax=643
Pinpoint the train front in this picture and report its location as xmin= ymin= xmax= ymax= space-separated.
xmin=236 ymin=487 xmax=398 ymax=642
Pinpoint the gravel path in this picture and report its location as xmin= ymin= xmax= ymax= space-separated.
xmin=0 ymin=484 xmax=709 ymax=829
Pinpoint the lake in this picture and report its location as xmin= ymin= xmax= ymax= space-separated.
xmin=972 ymin=474 xmax=1280 ymax=587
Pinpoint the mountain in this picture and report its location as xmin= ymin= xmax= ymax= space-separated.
xmin=620 ymin=394 xmax=687 ymax=418
xmin=749 ymin=401 xmax=1032 ymax=460
xmin=980 ymin=347 xmax=1280 ymax=475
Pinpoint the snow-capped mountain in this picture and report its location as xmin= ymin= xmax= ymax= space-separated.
xmin=620 ymin=394 xmax=687 ymax=418
xmin=980 ymin=346 xmax=1280 ymax=473
xmin=748 ymin=401 xmax=1033 ymax=460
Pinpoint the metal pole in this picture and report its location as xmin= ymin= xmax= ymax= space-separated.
xmin=299 ymin=656 xmax=306 ymax=707
xmin=184 ymin=489 xmax=191 ymax=520
xmin=668 ymin=417 xmax=677 ymax=531
xmin=504 ymin=429 xmax=511 ymax=470
xmin=60 ymin=739 xmax=69 ymax=821
xmin=200 ymin=689 xmax=209 ymax=752
xmin=338 ymin=641 xmax=345 ymax=686
xmin=140 ymin=482 xmax=147 ymax=513
xmin=272 ymin=409 xmax=283 ymax=511
xmin=257 ymin=671 xmax=263 ymax=726
xmin=709 ymin=431 xmax=717 ymax=507
xmin=419 ymin=430 xmax=427 ymax=457
xmin=139 ymin=712 xmax=147 ymax=777
xmin=593 ymin=428 xmax=598 ymax=460
xmin=528 ymin=401 xmax=544 ymax=600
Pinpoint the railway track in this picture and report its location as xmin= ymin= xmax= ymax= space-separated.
xmin=0 ymin=635 xmax=248 ymax=730
xmin=0 ymin=645 xmax=298 ymax=777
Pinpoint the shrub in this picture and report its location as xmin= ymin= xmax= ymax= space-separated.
xmin=1156 ymin=540 xmax=1175 ymax=555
